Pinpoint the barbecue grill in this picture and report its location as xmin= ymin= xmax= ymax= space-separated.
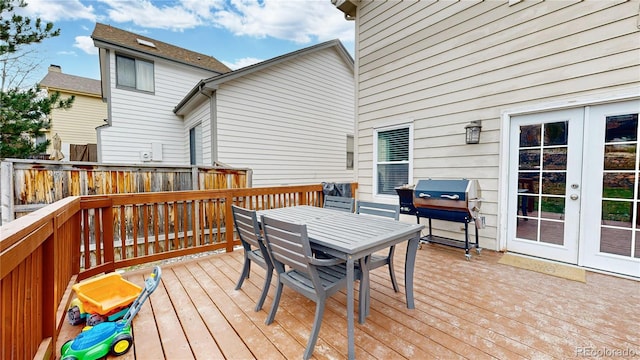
xmin=396 ymin=179 xmax=483 ymax=260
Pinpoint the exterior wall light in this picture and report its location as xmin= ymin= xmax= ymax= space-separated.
xmin=465 ymin=120 xmax=482 ymax=144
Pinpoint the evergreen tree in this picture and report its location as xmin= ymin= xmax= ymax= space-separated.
xmin=0 ymin=0 xmax=74 ymax=159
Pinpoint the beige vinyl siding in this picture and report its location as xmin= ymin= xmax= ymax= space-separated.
xmin=356 ymin=0 xmax=640 ymax=250
xmin=183 ymin=99 xmax=212 ymax=164
xmin=216 ymin=47 xmax=355 ymax=187
xmin=100 ymin=54 xmax=217 ymax=164
xmin=47 ymin=90 xmax=106 ymax=152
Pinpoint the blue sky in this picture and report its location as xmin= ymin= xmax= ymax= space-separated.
xmin=12 ymin=0 xmax=354 ymax=85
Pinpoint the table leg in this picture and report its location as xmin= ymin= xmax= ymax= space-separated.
xmin=359 ymin=257 xmax=370 ymax=321
xmin=346 ymin=257 xmax=355 ymax=359
xmin=404 ymin=235 xmax=420 ymax=309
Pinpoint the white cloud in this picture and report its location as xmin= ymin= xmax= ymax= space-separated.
xmin=97 ymin=0 xmax=206 ymax=31
xmin=222 ymin=57 xmax=263 ymax=70
xmin=94 ymin=0 xmax=353 ymax=44
xmin=212 ymin=0 xmax=353 ymax=44
xmin=73 ymin=36 xmax=98 ymax=55
xmin=56 ymin=50 xmax=77 ymax=56
xmin=16 ymin=0 xmax=96 ymax=22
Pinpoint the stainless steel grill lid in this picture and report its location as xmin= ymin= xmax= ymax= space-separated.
xmin=413 ymin=179 xmax=482 ymax=222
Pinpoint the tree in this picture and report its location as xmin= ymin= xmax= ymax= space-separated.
xmin=0 ymin=0 xmax=73 ymax=159
xmin=0 ymin=87 xmax=72 ymax=158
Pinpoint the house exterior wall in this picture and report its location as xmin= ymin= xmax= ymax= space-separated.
xmin=355 ymin=0 xmax=640 ymax=250
xmin=214 ymin=47 xmax=355 ymax=187
xmin=46 ymin=90 xmax=106 ymax=157
xmin=98 ymin=51 xmax=217 ymax=164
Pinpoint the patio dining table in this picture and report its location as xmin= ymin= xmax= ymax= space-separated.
xmin=257 ymin=205 xmax=424 ymax=359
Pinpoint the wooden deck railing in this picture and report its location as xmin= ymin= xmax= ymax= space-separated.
xmin=0 ymin=183 xmax=357 ymax=360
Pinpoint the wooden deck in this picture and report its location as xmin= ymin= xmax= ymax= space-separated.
xmin=56 ymin=243 xmax=640 ymax=360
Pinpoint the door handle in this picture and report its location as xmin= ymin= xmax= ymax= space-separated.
xmin=570 ymin=194 xmax=579 ymax=200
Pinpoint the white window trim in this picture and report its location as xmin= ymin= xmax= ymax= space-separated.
xmin=372 ymin=122 xmax=414 ymax=201
xmin=115 ymin=54 xmax=155 ymax=93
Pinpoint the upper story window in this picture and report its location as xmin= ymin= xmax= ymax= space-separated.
xmin=116 ymin=55 xmax=154 ymax=92
xmin=374 ymin=124 xmax=413 ymax=196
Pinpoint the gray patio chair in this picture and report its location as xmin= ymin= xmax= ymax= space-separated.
xmin=323 ymin=195 xmax=355 ymax=212
xmin=232 ymin=205 xmax=273 ymax=311
xmin=261 ymin=215 xmax=363 ymax=360
xmin=356 ymin=201 xmax=401 ymax=292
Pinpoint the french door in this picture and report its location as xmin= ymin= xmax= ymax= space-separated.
xmin=581 ymin=101 xmax=640 ymax=277
xmin=507 ymin=108 xmax=584 ymax=263
xmin=507 ymin=100 xmax=640 ymax=278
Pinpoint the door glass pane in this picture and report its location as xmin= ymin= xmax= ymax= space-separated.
xmin=540 ymin=196 xmax=565 ymax=220
xmin=601 ymin=200 xmax=632 ymax=227
xmin=600 ymin=227 xmax=632 ymax=256
xmin=516 ymin=121 xmax=567 ymax=246
xmin=543 ymin=148 xmax=567 ymax=170
xmin=602 ymin=173 xmax=634 ymax=199
xmin=540 ymin=220 xmax=564 ymax=245
xmin=520 ymin=125 xmax=541 ymax=147
xmin=544 ymin=122 xmax=568 ymax=146
xmin=519 ymin=149 xmax=540 ymax=170
xmin=516 ymin=219 xmax=538 ymax=241
xmin=600 ymin=113 xmax=639 ymax=257
xmin=605 ymin=114 xmax=637 ymax=142
xmin=516 ymin=121 xmax=569 ymax=245
xmin=604 ymin=144 xmax=636 ymax=170
xmin=541 ymin=173 xmax=566 ymax=195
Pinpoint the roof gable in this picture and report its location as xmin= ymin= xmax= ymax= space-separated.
xmin=91 ymin=23 xmax=231 ymax=74
xmin=39 ymin=71 xmax=101 ymax=96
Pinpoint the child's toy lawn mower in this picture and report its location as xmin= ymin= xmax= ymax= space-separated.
xmin=67 ymin=271 xmax=143 ymax=326
xmin=61 ymin=266 xmax=161 ymax=360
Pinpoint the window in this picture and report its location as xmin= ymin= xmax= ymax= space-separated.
xmin=189 ymin=124 xmax=202 ymax=165
xmin=374 ymin=124 xmax=412 ymax=196
xmin=346 ymin=135 xmax=354 ymax=170
xmin=116 ymin=55 xmax=154 ymax=92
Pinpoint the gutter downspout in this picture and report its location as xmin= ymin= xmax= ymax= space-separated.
xmin=199 ymin=83 xmax=217 ymax=165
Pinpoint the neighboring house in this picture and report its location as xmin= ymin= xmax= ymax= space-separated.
xmin=38 ymin=65 xmax=106 ymax=161
xmin=92 ymin=23 xmax=355 ymax=186
xmin=174 ymin=40 xmax=355 ymax=186
xmin=91 ymin=23 xmax=231 ymax=165
xmin=334 ymin=1 xmax=640 ymax=277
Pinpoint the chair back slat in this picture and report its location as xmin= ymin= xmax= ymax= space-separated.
xmin=356 ymin=201 xmax=400 ymax=220
xmin=232 ymin=205 xmax=262 ymax=250
xmin=262 ymin=216 xmax=312 ymax=274
xmin=323 ymin=195 xmax=355 ymax=212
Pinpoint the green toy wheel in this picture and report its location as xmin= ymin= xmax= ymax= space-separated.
xmin=110 ymin=333 xmax=133 ymax=356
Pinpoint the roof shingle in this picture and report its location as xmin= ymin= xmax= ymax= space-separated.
xmin=91 ymin=23 xmax=231 ymax=74
xmin=39 ymin=70 xmax=102 ymax=96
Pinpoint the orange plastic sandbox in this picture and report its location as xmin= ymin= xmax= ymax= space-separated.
xmin=72 ymin=272 xmax=142 ymax=315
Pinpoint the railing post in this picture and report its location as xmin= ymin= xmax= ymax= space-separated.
xmin=41 ymin=221 xmax=56 ymax=359
xmin=225 ymin=194 xmax=234 ymax=253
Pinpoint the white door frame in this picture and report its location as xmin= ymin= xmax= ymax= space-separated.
xmin=498 ymin=90 xmax=640 ymax=252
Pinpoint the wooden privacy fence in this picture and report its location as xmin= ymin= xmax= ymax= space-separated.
xmin=0 ymin=183 xmax=357 ymax=360
xmin=0 ymin=159 xmax=251 ymax=225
